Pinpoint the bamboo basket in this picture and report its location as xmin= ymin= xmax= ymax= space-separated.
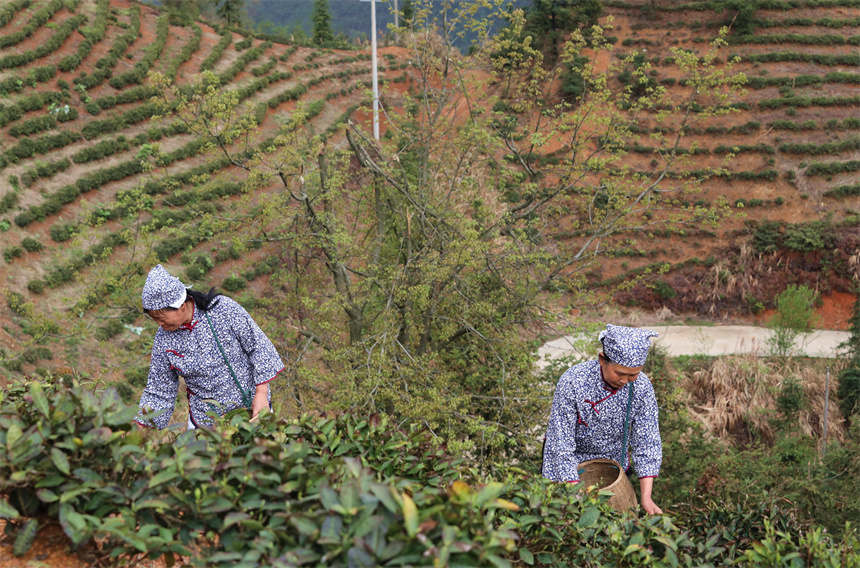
xmin=579 ymin=459 xmax=638 ymax=512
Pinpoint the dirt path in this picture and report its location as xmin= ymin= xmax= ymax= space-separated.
xmin=538 ymin=325 xmax=851 ymax=368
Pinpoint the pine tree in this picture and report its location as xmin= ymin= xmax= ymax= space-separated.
xmin=216 ymin=0 xmax=245 ymax=27
xmin=312 ymin=0 xmax=334 ymax=45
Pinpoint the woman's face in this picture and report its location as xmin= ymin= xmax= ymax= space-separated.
xmin=147 ymin=301 xmax=193 ymax=331
xmin=598 ymin=352 xmax=643 ymax=390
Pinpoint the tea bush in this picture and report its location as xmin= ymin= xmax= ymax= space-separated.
xmin=200 ymin=30 xmax=232 ymax=72
xmin=108 ymin=14 xmax=168 ymax=89
xmin=26 ymin=279 xmax=44 ymax=294
xmin=20 ymin=158 xmax=71 ymax=187
xmin=0 ymin=0 xmax=64 ymax=49
xmin=73 ymin=6 xmax=140 ymax=90
xmin=0 ymin=0 xmax=32 ymax=28
xmin=0 ymin=13 xmax=87 ymax=71
xmin=2 ymin=380 xmax=856 ymax=566
xmin=3 ymin=245 xmax=23 ymax=263
xmin=20 ymin=237 xmax=43 ymax=252
xmin=808 ymin=159 xmax=860 ymax=177
xmin=222 ymin=274 xmax=247 ymax=292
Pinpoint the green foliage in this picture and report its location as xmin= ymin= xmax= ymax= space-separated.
xmin=653 ymin=279 xmax=677 ymax=300
xmin=107 ymin=14 xmax=168 ymax=89
xmin=50 ymin=222 xmax=77 ymax=243
xmin=0 ymin=0 xmax=64 ymax=49
xmin=766 ymin=285 xmax=819 ymax=357
xmin=783 ymin=220 xmax=835 ymax=252
xmin=73 ymin=5 xmax=140 ymax=90
xmin=838 ymin=366 xmax=860 ymax=419
xmin=311 ymin=0 xmax=334 ymax=45
xmin=1 ymin=379 xmax=857 ymax=565
xmin=200 ymin=30 xmax=233 ymax=72
xmin=738 ymin=51 xmax=860 ymax=66
xmin=807 ymin=159 xmax=860 ymax=177
xmin=21 ymin=158 xmax=71 ymax=187
xmin=216 ymin=0 xmax=246 ymax=27
xmin=776 ymin=375 xmax=806 ymax=422
xmin=3 ymin=245 xmax=23 ymax=263
xmin=0 ymin=1 xmax=32 ymax=29
xmin=222 ymin=274 xmax=247 ymax=292
xmin=94 ymin=319 xmax=124 ymax=341
xmin=0 ymin=191 xmax=19 ymax=214
xmin=0 ymin=13 xmax=87 ymax=71
xmin=759 ymin=94 xmax=860 ymax=110
xmin=4 ymin=131 xmax=82 ymax=165
xmin=20 ymin=237 xmax=43 ymax=253
xmin=26 ymin=280 xmax=44 ymax=294
xmin=751 ymin=219 xmax=782 ymax=253
xmin=71 ymin=136 xmax=131 ymax=164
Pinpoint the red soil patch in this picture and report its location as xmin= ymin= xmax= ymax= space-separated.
xmin=758 ymin=290 xmax=855 ymax=330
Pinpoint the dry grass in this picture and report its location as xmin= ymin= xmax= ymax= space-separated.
xmin=682 ymin=355 xmax=848 ymax=446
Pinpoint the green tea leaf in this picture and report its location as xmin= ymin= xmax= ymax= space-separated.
xmin=6 ymin=423 xmax=23 ymax=450
xmin=519 ymin=547 xmax=535 ymax=565
xmin=105 ymin=405 xmax=140 ymax=426
xmin=222 ymin=511 xmax=251 ymax=529
xmin=36 ymin=488 xmax=59 ymax=503
xmin=577 ymin=506 xmax=600 ymax=528
xmin=402 ymin=494 xmax=418 ymax=537
xmin=0 ymin=498 xmax=20 ymax=519
xmin=30 ymin=382 xmax=50 ymax=417
xmin=290 ymin=515 xmax=318 ymax=536
xmin=148 ymin=469 xmax=180 ymax=489
xmin=475 ymin=482 xmax=505 ymax=507
xmin=50 ymin=448 xmax=70 ymax=476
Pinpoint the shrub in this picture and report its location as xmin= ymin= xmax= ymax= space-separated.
xmin=94 ymin=319 xmax=124 ymax=341
xmin=784 ymin=220 xmax=834 ymax=252
xmin=50 ymin=222 xmax=77 ymax=243
xmin=26 ymin=279 xmax=44 ymax=294
xmin=200 ymin=30 xmax=232 ymax=72
xmin=752 ymin=219 xmax=782 ymax=253
xmin=766 ymin=284 xmax=819 ymax=357
xmin=222 ymin=274 xmax=247 ymax=292
xmin=115 ymin=382 xmax=135 ymax=404
xmin=653 ymin=280 xmax=677 ymax=300
xmin=0 ymin=191 xmax=19 ymax=214
xmin=839 ymin=366 xmax=860 ymax=418
xmin=3 ymin=245 xmax=23 ymax=262
xmin=20 ymin=237 xmax=43 ymax=252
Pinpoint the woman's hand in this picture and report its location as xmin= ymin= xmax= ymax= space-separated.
xmin=250 ymin=383 xmax=270 ymax=419
xmin=641 ymin=497 xmax=663 ymax=515
xmin=638 ymin=477 xmax=663 ymax=515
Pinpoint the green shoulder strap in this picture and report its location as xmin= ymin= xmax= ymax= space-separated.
xmin=620 ymin=382 xmax=635 ymax=470
xmin=204 ymin=311 xmax=252 ymax=409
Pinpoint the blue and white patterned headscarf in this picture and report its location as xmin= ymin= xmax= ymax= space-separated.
xmin=142 ymin=264 xmax=188 ymax=311
xmin=598 ymin=324 xmax=658 ymax=367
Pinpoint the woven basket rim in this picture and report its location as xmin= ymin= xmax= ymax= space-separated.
xmin=579 ymin=458 xmax=638 ymax=512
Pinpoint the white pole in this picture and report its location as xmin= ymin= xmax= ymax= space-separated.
xmin=371 ymin=0 xmax=380 ymax=141
xmin=822 ymin=365 xmax=831 ymax=459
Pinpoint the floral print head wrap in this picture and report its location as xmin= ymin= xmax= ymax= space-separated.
xmin=598 ymin=324 xmax=658 ymax=367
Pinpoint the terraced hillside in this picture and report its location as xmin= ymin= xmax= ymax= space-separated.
xmin=0 ymin=0 xmax=412 ymax=385
xmin=1 ymin=0 xmax=859 ymax=389
xmin=597 ymin=0 xmax=860 ymax=321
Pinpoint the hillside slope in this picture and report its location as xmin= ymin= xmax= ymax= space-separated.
xmin=1 ymin=0 xmax=859 ymax=387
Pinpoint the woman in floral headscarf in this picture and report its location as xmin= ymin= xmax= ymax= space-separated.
xmin=134 ymin=264 xmax=284 ymax=430
xmin=542 ymin=324 xmax=664 ymax=515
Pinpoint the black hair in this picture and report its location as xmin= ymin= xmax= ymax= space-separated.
xmin=599 ymin=342 xmax=614 ymax=364
xmin=187 ymin=287 xmax=220 ymax=311
xmin=144 ymin=287 xmax=220 ymax=314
